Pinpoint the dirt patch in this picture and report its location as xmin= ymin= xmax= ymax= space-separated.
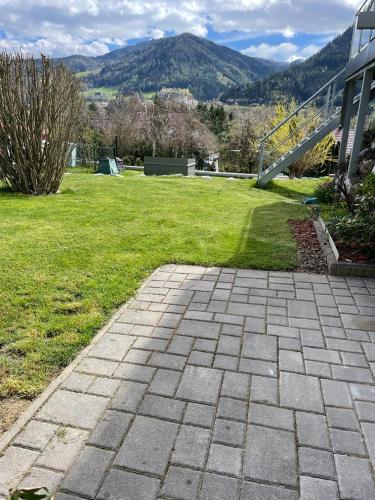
xmin=289 ymin=218 xmax=327 ymax=274
xmin=0 ymin=398 xmax=31 ymax=436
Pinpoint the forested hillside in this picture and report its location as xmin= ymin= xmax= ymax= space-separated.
xmin=223 ymin=27 xmax=353 ymax=104
xmin=58 ymin=33 xmax=286 ymax=100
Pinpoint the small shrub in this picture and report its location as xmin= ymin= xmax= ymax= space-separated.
xmin=135 ymin=157 xmax=143 ymax=166
xmin=326 ymin=174 xmax=375 ymax=244
xmin=314 ymin=180 xmax=336 ymax=204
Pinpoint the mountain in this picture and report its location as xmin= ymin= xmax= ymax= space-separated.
xmin=58 ymin=33 xmax=286 ymax=100
xmin=223 ymin=27 xmax=353 ymax=105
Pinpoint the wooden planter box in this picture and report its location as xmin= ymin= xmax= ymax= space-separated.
xmin=144 ymin=157 xmax=196 ymax=176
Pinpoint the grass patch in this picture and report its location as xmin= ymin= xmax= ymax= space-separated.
xmin=0 ymin=173 xmax=320 ymax=398
xmin=82 ymin=86 xmax=119 ymax=97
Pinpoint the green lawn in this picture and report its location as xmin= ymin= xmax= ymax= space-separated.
xmin=0 ymin=172 xmax=319 ymax=399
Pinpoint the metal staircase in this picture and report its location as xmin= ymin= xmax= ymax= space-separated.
xmin=257 ymin=69 xmax=347 ymax=186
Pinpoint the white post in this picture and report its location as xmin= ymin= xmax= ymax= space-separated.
xmin=347 ymin=69 xmax=373 ymax=178
xmin=338 ymin=79 xmax=356 ymax=164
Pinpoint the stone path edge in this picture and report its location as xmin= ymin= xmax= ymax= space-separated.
xmin=0 ymin=278 xmax=139 ymax=454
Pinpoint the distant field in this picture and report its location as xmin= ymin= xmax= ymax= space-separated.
xmin=75 ymin=68 xmax=102 ymax=78
xmin=82 ymin=86 xmax=119 ymax=97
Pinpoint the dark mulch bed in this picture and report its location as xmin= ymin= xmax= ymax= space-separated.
xmin=289 ymin=218 xmax=327 ymax=274
xmin=334 ymin=240 xmax=375 ymax=264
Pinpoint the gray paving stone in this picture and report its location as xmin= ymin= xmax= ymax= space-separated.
xmin=299 ymin=476 xmax=339 ymax=500
xmin=177 ymin=319 xmax=221 ymax=339
xmin=167 ymin=335 xmax=195 ymax=355
xmin=227 ymin=302 xmax=266 ymax=318
xmin=148 ymin=351 xmax=187 ymax=370
xmin=356 ymin=401 xmax=375 ymax=422
xmin=36 ymin=427 xmax=89 ymax=472
xmin=213 ymin=418 xmax=245 ymax=446
xmin=133 ymin=337 xmax=169 ymax=352
xmin=97 ymin=469 xmax=160 ymax=500
xmin=362 ymin=342 xmax=375 ymax=361
xmin=61 ymin=372 xmax=95 ymax=392
xmin=221 ymin=371 xmax=250 ymax=400
xmin=240 ymin=481 xmax=299 ymax=500
xmin=350 ymin=382 xmax=375 ymax=402
xmin=114 ymin=362 xmax=155 ymax=383
xmin=183 ymin=402 xmax=216 ymax=428
xmin=288 ymin=300 xmax=318 ymax=319
xmin=248 ymin=403 xmax=294 ymax=431
xmin=217 ymin=335 xmax=241 ymax=355
xmin=298 ymin=447 xmax=337 ymax=480
xmin=267 ymin=324 xmax=299 ymax=338
xmin=279 ymin=349 xmax=304 ymax=373
xmin=172 ymin=424 xmax=211 ymax=468
xmin=301 ymin=329 xmax=325 ymax=348
xmin=37 ymin=390 xmax=108 ymax=429
xmin=326 ymin=407 xmax=360 ymax=431
xmin=217 ymin=397 xmax=248 ymax=422
xmin=87 ymin=410 xmax=132 ymax=449
xmin=296 ymin=412 xmax=330 ymax=450
xmin=250 ymin=375 xmax=278 ymax=405
xmin=244 ymin=316 xmax=266 ymax=334
xmin=200 ymin=472 xmax=239 ymax=500
xmin=242 ymin=333 xmax=277 ymax=361
xmin=114 ymin=415 xmax=178 ymax=476
xmin=189 ymin=350 xmax=214 ymax=366
xmin=176 ymin=366 xmax=223 ymax=404
xmin=87 ymin=376 xmax=121 ymax=397
xmin=335 ymin=455 xmax=375 ymax=499
xmin=341 ymin=351 xmax=368 ymax=368
xmin=305 ymin=360 xmax=332 ymax=378
xmin=19 ymin=467 xmax=63 ymax=493
xmin=206 ymin=443 xmax=242 ymax=476
xmin=321 ymin=379 xmax=352 ymax=408
xmin=0 ymin=446 xmax=39 ymax=494
xmin=148 ymin=368 xmax=181 ymax=397
xmin=303 ymin=347 xmax=341 ymax=364
xmin=76 ymin=357 xmax=118 ymax=377
xmin=326 ymin=338 xmax=362 ymax=353
xmin=330 ymin=428 xmax=367 ymax=456
xmin=243 ymin=425 xmax=297 ymax=487
xmin=194 ymin=338 xmax=217 ymax=352
xmin=213 ymin=354 xmax=239 ymax=370
xmin=332 ymin=365 xmax=374 ymax=384
xmin=221 ymin=323 xmax=243 ymax=336
xmin=139 ymin=394 xmax=185 ymax=422
xmin=119 ymin=309 xmax=163 ymax=326
xmin=278 ymin=337 xmax=301 ymax=351
xmin=61 ymin=446 xmax=114 ymax=498
xmin=162 ymin=466 xmax=201 ymax=500
xmin=14 ymin=420 xmax=57 ymax=451
xmin=110 ymin=381 xmax=147 ymax=412
xmin=280 ymin=372 xmax=324 ymax=413
xmin=240 ymin=358 xmax=277 ymax=377
xmin=89 ymin=333 xmax=134 ymax=361
xmin=362 ymin=422 xmax=375 ymax=470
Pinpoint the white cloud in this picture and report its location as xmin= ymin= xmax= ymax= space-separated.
xmin=242 ymin=41 xmax=322 ymax=61
xmin=0 ymin=0 xmax=361 ymax=57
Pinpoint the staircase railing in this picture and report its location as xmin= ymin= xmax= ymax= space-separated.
xmin=258 ymin=69 xmax=346 ymax=178
xmin=351 ymin=0 xmax=375 ymax=59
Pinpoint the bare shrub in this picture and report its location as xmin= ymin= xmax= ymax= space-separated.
xmin=0 ymin=52 xmax=82 ymax=194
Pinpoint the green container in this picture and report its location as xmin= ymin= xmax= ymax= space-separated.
xmin=97 ymin=158 xmax=118 ymax=175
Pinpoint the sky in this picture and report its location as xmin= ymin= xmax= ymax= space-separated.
xmin=0 ymin=0 xmax=363 ymax=62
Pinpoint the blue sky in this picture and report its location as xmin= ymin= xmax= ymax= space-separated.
xmin=0 ymin=0 xmax=362 ymax=61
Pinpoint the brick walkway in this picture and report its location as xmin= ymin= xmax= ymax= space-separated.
xmin=1 ymin=266 xmax=375 ymax=499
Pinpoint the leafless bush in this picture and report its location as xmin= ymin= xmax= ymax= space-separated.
xmin=0 ymin=52 xmax=82 ymax=194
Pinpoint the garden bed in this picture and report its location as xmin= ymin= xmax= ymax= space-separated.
xmin=317 ymin=216 xmax=375 ymax=277
xmin=288 ymin=218 xmax=327 ymax=274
